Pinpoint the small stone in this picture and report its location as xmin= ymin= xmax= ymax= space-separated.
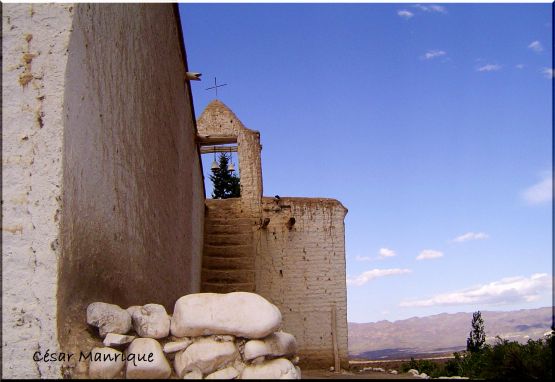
xmin=87 ymin=302 xmax=131 ymax=338
xmin=183 ymin=368 xmax=203 ymax=379
xmin=132 ymin=304 xmax=170 ymax=339
xmin=125 ymin=338 xmax=171 ymax=379
xmin=241 ymin=358 xmax=300 ymax=379
xmin=163 ymin=338 xmax=192 ymax=353
xmin=205 ymin=366 xmax=240 ymax=379
xmin=390 ymin=370 xmax=398 ymax=375
xmin=171 ymin=292 xmax=281 ymax=339
xmin=329 ymin=366 xmax=335 ymax=372
xmin=174 ymin=337 xmax=238 ymax=377
xmin=88 ymin=347 xmax=125 ymax=379
xmin=103 ymin=333 xmax=135 ymax=347
xmin=244 ymin=332 xmax=297 ymax=361
xmin=244 ymin=340 xmax=266 ymax=361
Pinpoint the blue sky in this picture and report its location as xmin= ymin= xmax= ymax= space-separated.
xmin=179 ymin=3 xmax=553 ymax=323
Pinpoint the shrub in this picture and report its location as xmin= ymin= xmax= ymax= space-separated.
xmin=399 ymin=333 xmax=552 ymax=379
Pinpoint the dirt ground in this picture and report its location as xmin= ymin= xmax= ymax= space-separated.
xmin=302 ymin=369 xmax=419 ymax=379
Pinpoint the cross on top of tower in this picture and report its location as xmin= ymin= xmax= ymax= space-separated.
xmin=205 ymin=77 xmax=228 ymax=99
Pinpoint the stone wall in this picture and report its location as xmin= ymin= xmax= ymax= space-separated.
xmin=2 ymin=4 xmax=204 ymax=378
xmin=256 ymin=197 xmax=349 ymax=368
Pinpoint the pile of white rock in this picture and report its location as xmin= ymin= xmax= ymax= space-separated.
xmin=85 ymin=292 xmax=301 ymax=379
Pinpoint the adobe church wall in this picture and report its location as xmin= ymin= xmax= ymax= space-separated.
xmin=58 ymin=2 xmax=204 ymax=358
xmin=255 ymin=197 xmax=349 ymax=368
xmin=2 ymin=4 xmax=204 ymax=378
xmin=2 ymin=4 xmax=74 ymax=378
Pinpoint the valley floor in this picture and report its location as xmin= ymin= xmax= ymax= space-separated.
xmin=302 ymin=369 xmax=419 ymax=379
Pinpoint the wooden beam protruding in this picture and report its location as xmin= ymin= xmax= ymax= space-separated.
xmin=200 ymin=145 xmax=238 ymax=154
xmin=197 ymin=134 xmax=237 ymax=145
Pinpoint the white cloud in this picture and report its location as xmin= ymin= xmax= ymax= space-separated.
xmin=477 ymin=64 xmax=501 ymax=72
xmin=416 ymin=249 xmax=443 ymax=260
xmin=397 ymin=10 xmax=414 ymax=19
xmin=453 ymin=232 xmax=489 ymax=243
xmin=528 ymin=40 xmax=543 ymax=53
xmin=522 ymin=172 xmax=553 ymax=205
xmin=400 ymin=273 xmax=552 ymax=307
xmin=422 ymin=50 xmax=447 ymax=60
xmin=541 ymin=68 xmax=555 ymax=78
xmin=347 ymin=268 xmax=412 ymax=287
xmin=379 ymin=248 xmax=396 ymax=258
xmin=515 ymin=64 xmax=525 ymax=69
xmin=413 ymin=4 xmax=447 ymax=13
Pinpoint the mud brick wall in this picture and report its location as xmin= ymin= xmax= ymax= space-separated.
xmin=255 ymin=197 xmax=349 ymax=368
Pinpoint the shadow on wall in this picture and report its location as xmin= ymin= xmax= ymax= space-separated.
xmin=57 ymin=3 xmax=204 ymax=353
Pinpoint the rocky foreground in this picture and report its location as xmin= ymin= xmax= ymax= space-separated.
xmin=83 ymin=292 xmax=301 ymax=379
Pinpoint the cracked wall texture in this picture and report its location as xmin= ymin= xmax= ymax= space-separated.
xmin=2 ymin=4 xmax=204 ymax=378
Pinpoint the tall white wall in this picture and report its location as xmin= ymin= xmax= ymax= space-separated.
xmin=2 ymin=4 xmax=74 ymax=378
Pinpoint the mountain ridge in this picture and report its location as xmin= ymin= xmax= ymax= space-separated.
xmin=349 ymin=307 xmax=553 ymax=360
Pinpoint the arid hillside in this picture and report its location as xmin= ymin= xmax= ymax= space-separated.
xmin=349 ymin=307 xmax=552 ymax=360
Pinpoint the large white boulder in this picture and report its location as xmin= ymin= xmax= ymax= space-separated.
xmin=241 ymin=358 xmax=300 ymax=379
xmin=125 ymin=338 xmax=171 ymax=379
xmin=132 ymin=304 xmax=170 ymax=339
xmin=205 ymin=366 xmax=240 ymax=379
xmin=171 ymin=292 xmax=281 ymax=338
xmin=126 ymin=305 xmax=142 ymax=318
xmin=244 ymin=332 xmax=297 ymax=361
xmin=88 ymin=347 xmax=125 ymax=379
xmin=183 ymin=368 xmax=203 ymax=379
xmin=174 ymin=337 xmax=238 ymax=377
xmin=87 ymin=302 xmax=132 ymax=338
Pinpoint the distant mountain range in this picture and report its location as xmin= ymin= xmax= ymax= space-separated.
xmin=349 ymin=307 xmax=553 ymax=360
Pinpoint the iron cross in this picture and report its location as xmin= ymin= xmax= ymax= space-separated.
xmin=205 ymin=77 xmax=228 ymax=98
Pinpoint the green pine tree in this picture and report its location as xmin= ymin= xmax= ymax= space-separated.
xmin=467 ymin=311 xmax=486 ymax=353
xmin=210 ymin=153 xmax=240 ymax=199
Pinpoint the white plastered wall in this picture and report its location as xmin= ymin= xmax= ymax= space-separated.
xmin=2 ymin=4 xmax=74 ymax=378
